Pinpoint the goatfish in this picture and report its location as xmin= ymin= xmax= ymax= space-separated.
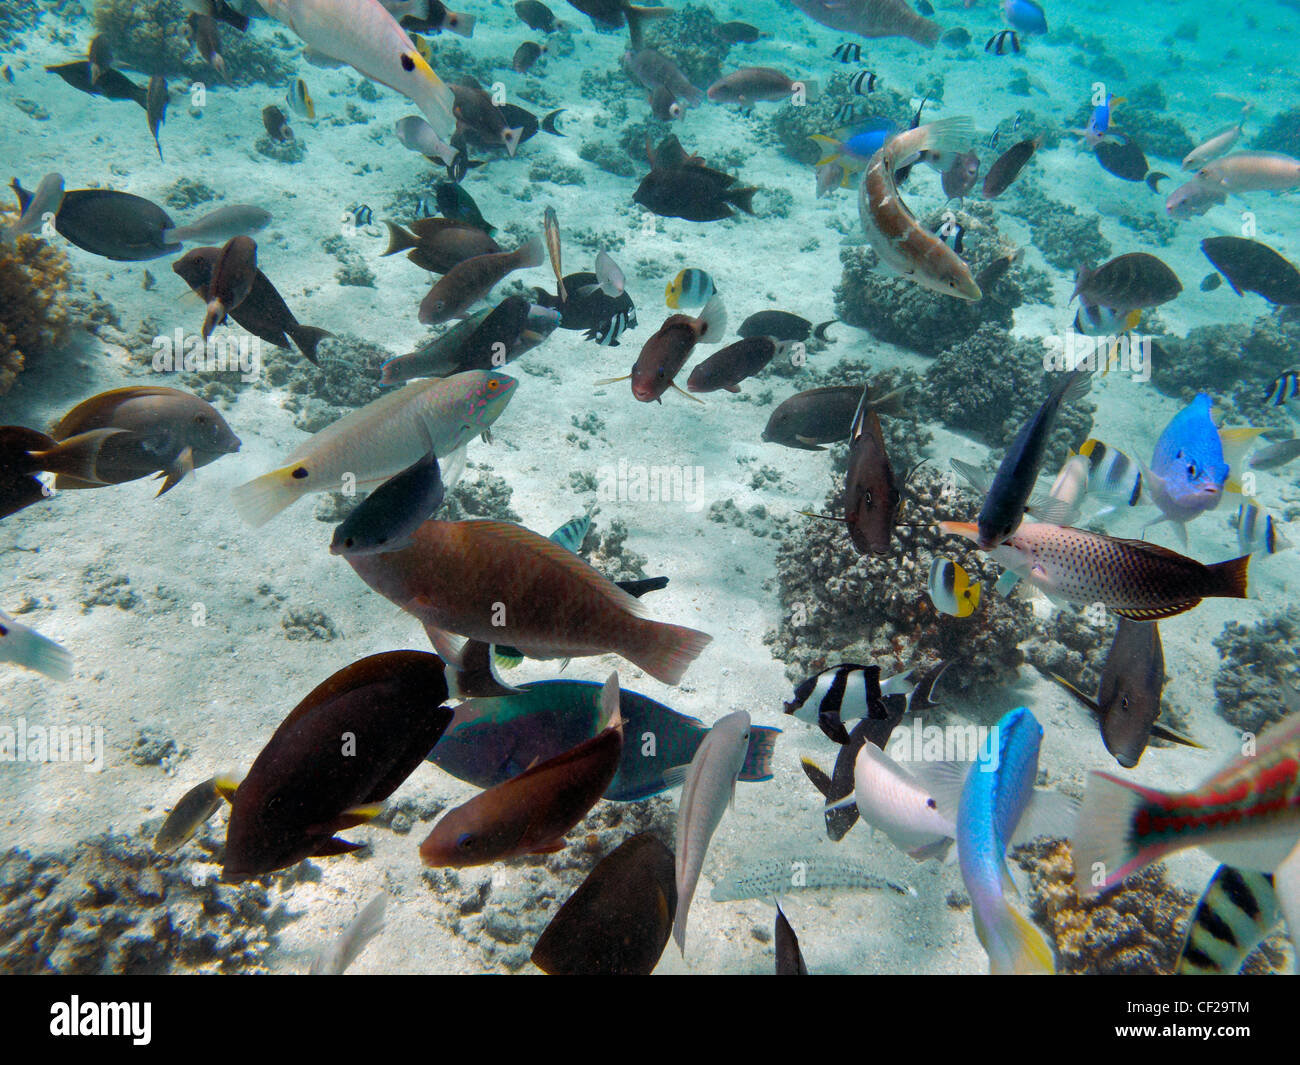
xmin=231 ymin=370 xmax=516 ymax=526
xmin=1073 ymin=713 xmax=1300 ymax=905
xmin=257 ymin=0 xmax=457 ymax=140
xmin=1034 ymin=618 xmax=1202 ymax=768
xmin=950 ymin=367 xmax=1092 ymax=548
xmin=346 ymin=519 xmax=711 ymax=686
xmin=859 ymin=117 xmax=982 ymax=300
xmin=927 ymin=556 xmax=980 ymax=617
xmin=957 ymin=706 xmax=1057 ymax=975
xmin=711 ymin=855 xmax=914 ymax=901
xmin=153 ymin=776 xmax=225 ymax=853
xmin=0 ymin=608 xmax=73 ymax=682
xmin=430 ymin=679 xmax=778 ymax=800
xmin=420 ymin=673 xmax=624 ymax=867
xmin=941 ymin=520 xmax=1250 ymax=621
xmin=1231 ymin=501 xmax=1291 ymax=556
xmin=1175 ymin=866 xmax=1282 ymax=975
xmin=674 ymin=710 xmax=750 ymax=954
xmin=600 ymin=295 xmax=726 ymax=403
xmin=222 ymin=651 xmax=456 ymax=881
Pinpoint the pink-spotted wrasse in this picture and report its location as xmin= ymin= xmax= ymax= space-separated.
xmin=799 ymin=662 xmax=947 ymax=841
xmin=844 ymin=386 xmax=900 ymax=555
xmin=1175 ymin=865 xmax=1281 ymax=975
xmin=427 ymin=679 xmax=779 ymax=802
xmin=859 ymin=117 xmax=982 ymax=300
xmin=1073 ymin=713 xmax=1300 ymax=898
xmin=222 ymin=651 xmax=455 ymax=882
xmin=173 ymin=245 xmax=332 ymax=363
xmin=1034 ymin=618 xmax=1202 ymax=769
xmin=941 ymin=520 xmax=1250 ymax=621
xmin=533 ymin=270 xmax=637 ymax=346
xmin=950 ymin=368 xmax=1092 ymax=549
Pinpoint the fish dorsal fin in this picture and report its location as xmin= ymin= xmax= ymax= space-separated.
xmin=949 ymin=457 xmax=992 ymax=495
xmin=1009 ymin=789 xmax=1078 ymax=846
xmin=907 ymin=759 xmax=970 ymax=819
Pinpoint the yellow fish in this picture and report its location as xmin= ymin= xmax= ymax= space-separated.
xmin=927 ymin=556 xmax=980 ymax=617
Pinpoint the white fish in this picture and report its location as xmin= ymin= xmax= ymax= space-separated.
xmin=1181 ymin=123 xmax=1244 ymax=171
xmin=258 ymin=0 xmax=457 ymax=140
xmin=0 ymin=609 xmax=72 ymax=682
xmin=163 ymin=204 xmax=273 ymax=245
xmin=674 ymin=710 xmax=750 ymax=955
xmin=1196 ymin=151 xmax=1300 ymax=194
xmin=841 ymin=744 xmax=958 ymax=860
xmin=231 ymin=369 xmax=517 ymax=526
xmin=593 ymin=249 xmax=625 ymax=298
xmin=394 ymin=115 xmax=457 ymax=165
xmin=3 ymin=172 xmax=63 ymax=244
xmin=309 ymin=892 xmax=387 ymax=974
xmin=1046 ymin=453 xmax=1090 ymax=526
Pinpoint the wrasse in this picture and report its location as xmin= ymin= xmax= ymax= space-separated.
xmin=858 ymin=117 xmax=982 ymax=300
xmin=940 ymin=520 xmax=1250 ymax=621
xmin=1073 ymin=713 xmax=1300 ymax=897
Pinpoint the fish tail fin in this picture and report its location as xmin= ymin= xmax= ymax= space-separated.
xmin=230 ymin=466 xmax=304 ymax=527
xmin=6 ymin=623 xmax=73 ymax=682
xmin=1072 ymin=771 xmax=1179 ymax=896
xmin=810 ymin=134 xmax=843 ymax=167
xmin=724 ymin=186 xmax=758 ymax=215
xmin=629 ymin=621 xmax=711 ymax=686
xmin=446 ymin=10 xmax=476 ymax=37
xmin=288 ymin=325 xmax=332 ymax=364
xmin=1206 ymin=554 xmax=1250 ymax=599
xmin=799 ymin=757 xmax=832 ymax=798
xmin=30 ymin=427 xmax=125 ymax=484
xmin=739 ymin=726 xmax=780 ymax=782
xmin=984 ymin=904 xmax=1055 ymax=975
xmin=383 ymin=220 xmax=417 ymax=256
xmin=625 ymin=4 xmax=673 ymax=50
xmin=919 ymin=116 xmax=976 ymax=156
xmin=514 ymin=234 xmax=546 ymax=269
xmin=502 ymin=126 xmax=524 ymax=157
xmin=695 ymin=293 xmax=727 ymax=343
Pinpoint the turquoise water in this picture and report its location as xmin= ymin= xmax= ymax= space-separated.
xmin=1 ymin=0 xmax=1298 ymax=975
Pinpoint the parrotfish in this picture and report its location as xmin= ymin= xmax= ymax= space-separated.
xmin=420 ymin=673 xmax=624 ymax=867
xmin=788 ymin=0 xmax=942 ymax=47
xmin=530 ymin=833 xmax=677 ymax=975
xmin=222 ymin=651 xmax=456 ymax=881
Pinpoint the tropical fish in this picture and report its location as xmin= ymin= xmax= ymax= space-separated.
xmin=179 ymin=0 xmax=249 ymax=31
xmin=957 ymin=706 xmax=1056 ymax=975
xmin=634 ymin=145 xmax=758 ymax=222
xmin=624 ymin=48 xmax=704 ymax=110
xmin=154 ymin=777 xmax=225 ymax=854
xmin=761 ymin=385 xmax=879 ymax=450
xmin=811 ymin=117 xmax=898 ymax=175
xmin=1044 ymin=453 xmax=1089 ymax=526
xmin=927 ymin=556 xmax=981 ymax=617
xmin=310 ymin=893 xmax=387 ymax=975
xmin=1073 ymin=713 xmax=1300 ymax=899
xmin=982 ymin=136 xmax=1041 ymax=198
xmin=1249 ymin=439 xmax=1300 ymax=472
xmin=258 ymin=0 xmax=457 ymax=139
xmin=674 ymin=710 xmax=750 ymax=954
xmin=1165 ymin=177 xmax=1226 ymax=219
xmin=1231 ymin=501 xmax=1291 ymax=556
xmin=840 ymin=742 xmax=958 ymax=860
xmin=941 ymin=151 xmax=981 ymax=198
xmin=449 ymin=77 xmax=524 ymax=156
xmin=716 ymin=21 xmax=762 ymax=43
xmin=145 ymin=74 xmax=167 ymax=160
xmin=1073 ymin=252 xmax=1182 ymax=318
xmin=385 ymin=0 xmax=477 ymax=36
xmin=2 ymin=172 xmax=63 ymax=243
xmin=346 ymin=519 xmax=711 ymax=685
xmin=1265 ymin=370 xmax=1299 ymax=408
xmin=45 ymin=60 xmax=147 ymax=106
xmin=428 ymin=678 xmax=778 ymax=800
xmin=394 ymin=114 xmax=458 ymax=165
xmin=531 ymin=834 xmax=676 ymax=975
xmin=832 ymin=42 xmax=862 ymax=63
xmin=286 ymin=77 xmax=316 ymax=119
xmin=565 ymin=0 xmax=670 ymax=46
xmin=686 ymin=336 xmax=787 ymax=394
xmin=1036 ymin=618 xmax=1203 ymax=768
xmin=775 ymin=905 xmax=808 ymax=975
xmin=163 ymin=204 xmax=273 ymax=245
xmin=984 ymin=29 xmax=1019 ymax=54
xmin=1200 ymin=237 xmax=1300 ymax=305
xmin=330 ymin=448 xmax=446 ymax=556
xmin=783 ymin=662 xmax=922 ymax=744
xmin=533 ymin=270 xmax=637 ymax=346
xmin=1077 ymin=439 xmax=1143 ymax=510
xmin=711 ymin=855 xmax=914 ymax=901
xmin=1002 ymin=0 xmax=1047 ymax=35
xmin=417 ymin=236 xmax=545 ymax=324
xmin=707 ymin=66 xmax=812 ymax=104
xmin=1095 ymin=135 xmax=1150 ymax=182
xmin=515 ymin=0 xmax=566 ymax=32
xmin=0 ymin=608 xmax=73 ymax=682
xmin=382 ymin=217 xmax=501 ymax=274
xmin=51 ymin=386 xmax=241 ymax=495
xmin=589 ymin=249 xmax=625 ymax=298
xmin=1196 ymin=151 xmax=1300 ymax=194
xmin=789 ymin=0 xmax=941 ymax=48
xmin=512 ymin=41 xmax=545 ymax=73
xmin=941 ymin=520 xmax=1250 ymax=620
xmin=860 ymin=117 xmax=982 ymax=299
xmin=189 ymin=13 xmax=227 ymax=78
xmin=231 ymin=370 xmax=515 ymax=526
xmin=738 ymin=311 xmax=833 ymax=342
xmin=200 ymin=235 xmax=258 ymax=340
xmin=1175 ymin=866 xmax=1280 ymax=976
xmin=49 ymin=188 xmax=179 ymax=261
xmin=0 ymin=425 xmax=122 ymax=519
xmin=843 ymin=387 xmax=900 ymax=555
xmin=1182 ymin=124 xmax=1245 ymax=171
xmin=604 ymin=295 xmax=726 ymax=402
xmin=222 ymin=651 xmax=456 ymax=881
xmin=420 ymin=673 xmax=624 ymax=866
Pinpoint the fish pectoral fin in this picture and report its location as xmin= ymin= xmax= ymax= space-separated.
xmin=1150 ymin=720 xmax=1206 ymax=749
xmin=993 ymin=569 xmax=1021 ymax=597
xmin=311 ymin=836 xmax=367 ymax=858
xmin=1027 ymin=494 xmax=1077 ymax=526
xmin=660 ymin=764 xmax=690 ymax=790
xmin=321 ymin=805 xmax=385 ymax=833
xmin=528 ymin=837 xmax=566 ymax=855
xmin=799 ymin=757 xmax=832 ymax=798
xmin=154 ymin=446 xmax=194 ymax=497
xmin=1010 ymin=789 xmax=1080 ymax=847
xmin=949 ymin=457 xmax=991 ymax=494
xmin=793 ymin=436 xmax=827 ymax=450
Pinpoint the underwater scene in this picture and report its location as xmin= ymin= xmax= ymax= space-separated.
xmin=1 ymin=0 xmax=1299 ymax=980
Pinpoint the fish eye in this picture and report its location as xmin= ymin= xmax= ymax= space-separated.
xmin=343 ymin=537 xmax=355 ymax=548
xmin=926 ymin=798 xmax=936 ymax=809
xmin=456 ymin=832 xmax=474 ymax=850
xmin=292 ymin=467 xmax=309 ymax=480
xmin=1186 ymin=462 xmax=1197 ymax=478
xmin=487 ymin=379 xmax=499 ymax=391
xmin=401 ymin=53 xmax=416 ymax=72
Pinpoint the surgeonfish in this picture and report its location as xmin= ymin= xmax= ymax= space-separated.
xmin=956 ymin=706 xmax=1057 ymax=975
xmin=419 ymin=673 xmax=624 ymax=866
xmin=710 ymin=855 xmax=914 ymax=901
xmin=222 ymin=651 xmax=456 ymax=881
xmin=153 ymin=777 xmax=225 ymax=853
xmin=674 ymin=710 xmax=750 ymax=954
xmin=859 ymin=118 xmax=982 ymax=300
xmin=231 ymin=370 xmax=515 ymax=526
xmin=927 ymin=556 xmax=981 ymax=617
xmin=940 ymin=520 xmax=1250 ymax=621
xmin=1175 ymin=866 xmax=1281 ymax=975
xmin=0 ymin=608 xmax=73 ymax=682
xmin=330 ymin=448 xmax=447 ymax=556
xmin=257 ymin=0 xmax=457 ymax=140
xmin=310 ymin=893 xmax=387 ymax=975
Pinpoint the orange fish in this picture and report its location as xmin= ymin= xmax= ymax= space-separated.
xmin=345 ymin=519 xmax=711 ymax=684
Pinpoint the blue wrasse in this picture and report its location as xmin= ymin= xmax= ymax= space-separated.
xmin=426 ymin=679 xmax=779 ymax=801
xmin=951 ymin=367 xmax=1092 ymax=548
xmin=1002 ymin=0 xmax=1047 ymax=36
xmin=956 ymin=706 xmax=1065 ymax=974
xmin=810 ymin=117 xmax=897 ymax=181
xmin=1143 ymin=393 xmax=1261 ymax=543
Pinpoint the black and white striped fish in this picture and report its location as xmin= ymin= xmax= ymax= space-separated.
xmin=849 ymin=70 xmax=878 ymax=95
xmin=586 ymin=307 xmax=636 ymax=346
xmin=832 ymin=42 xmax=862 ymax=64
xmin=1265 ymin=370 xmax=1299 ymax=407
xmin=1175 ymin=865 xmax=1279 ymax=975
xmin=985 ymin=29 xmax=1020 ymax=55
xmin=348 ymin=203 xmax=374 ymax=227
xmin=783 ymin=663 xmax=917 ymax=744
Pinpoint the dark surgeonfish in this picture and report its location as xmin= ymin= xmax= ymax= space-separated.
xmin=800 ymin=661 xmax=946 ymax=841
xmin=737 ymin=310 xmax=835 ymax=343
xmin=221 ymin=651 xmax=455 ymax=882
xmin=1034 ymin=618 xmax=1201 ymax=768
xmin=50 ymin=386 xmax=242 ymax=495
xmin=775 ymin=904 xmax=809 ymax=975
xmin=634 ymin=135 xmax=758 ymax=222
xmin=533 ymin=270 xmax=637 ymax=346
xmin=427 ymin=678 xmax=779 ymax=801
xmin=382 ymin=216 xmax=501 ymax=273
xmin=146 ymin=75 xmax=168 ymax=161
xmin=45 ymin=60 xmax=147 ymax=106
xmin=0 ymin=425 xmax=121 ymax=519
xmin=761 ymin=384 xmax=905 ymax=451
xmin=982 ymin=136 xmax=1041 ymax=197
xmin=1175 ymin=865 xmax=1281 ymax=975
xmin=843 ymin=387 xmax=901 ymax=555
xmin=51 ymin=188 xmax=180 ymax=261
xmin=330 ymin=448 xmax=446 ymax=556
xmin=530 ymin=833 xmax=677 ymax=975
xmin=1200 ymin=236 xmax=1300 ymax=305
xmin=172 ymin=245 xmax=333 ymax=363
xmin=1094 ymin=133 xmax=1150 ymax=183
